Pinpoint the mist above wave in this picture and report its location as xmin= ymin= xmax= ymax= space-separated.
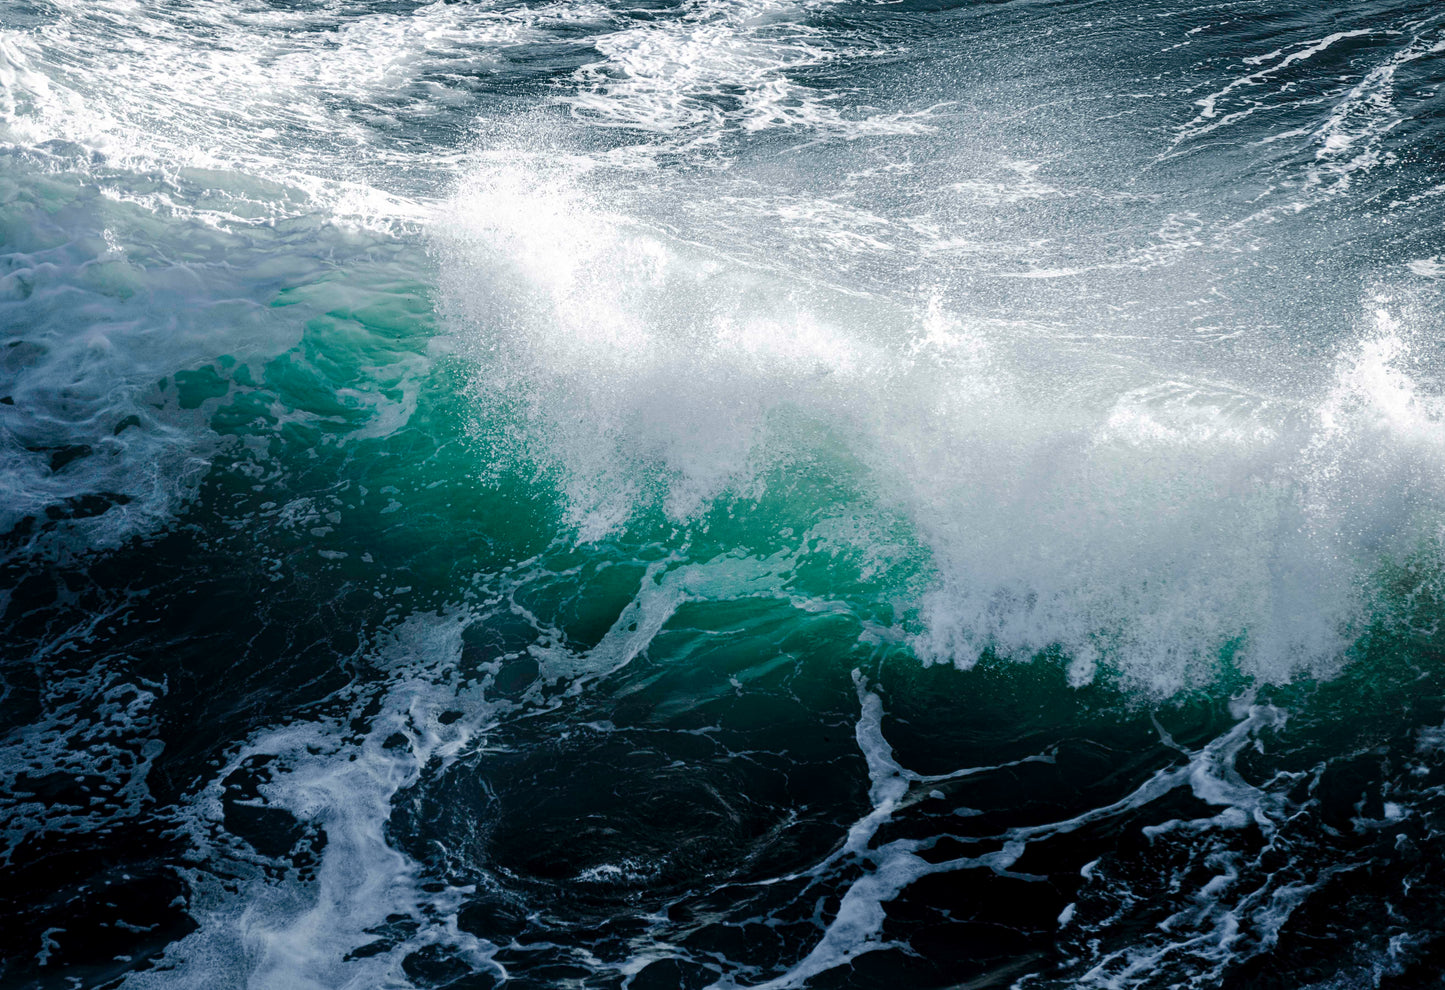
xmin=438 ymin=0 xmax=1445 ymax=693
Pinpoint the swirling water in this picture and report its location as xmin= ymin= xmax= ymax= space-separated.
xmin=2 ymin=0 xmax=1445 ymax=987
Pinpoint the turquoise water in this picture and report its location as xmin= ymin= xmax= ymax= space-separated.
xmin=3 ymin=1 xmax=1445 ymax=987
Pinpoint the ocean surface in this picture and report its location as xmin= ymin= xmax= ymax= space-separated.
xmin=2 ymin=0 xmax=1445 ymax=987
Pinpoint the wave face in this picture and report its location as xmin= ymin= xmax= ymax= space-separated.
xmin=3 ymin=0 xmax=1445 ymax=987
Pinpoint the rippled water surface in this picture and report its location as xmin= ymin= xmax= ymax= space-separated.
xmin=3 ymin=1 xmax=1445 ymax=987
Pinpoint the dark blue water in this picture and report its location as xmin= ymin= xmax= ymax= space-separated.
xmin=3 ymin=1 xmax=1445 ymax=987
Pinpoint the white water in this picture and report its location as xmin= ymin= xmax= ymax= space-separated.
xmin=441 ymin=138 xmax=1445 ymax=693
xmin=4 ymin=4 xmax=1445 ymax=984
xmin=7 ymin=0 xmax=1443 ymax=692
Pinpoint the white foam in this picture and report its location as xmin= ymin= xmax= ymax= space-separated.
xmin=1180 ymin=29 xmax=1379 ymax=137
xmin=0 ymin=164 xmax=440 ymax=554
xmin=0 ymin=180 xmax=259 ymax=549
xmin=122 ymin=611 xmax=507 ymax=990
xmin=1171 ymin=18 xmax=1445 ymax=216
xmin=1 ymin=0 xmax=539 ymax=554
xmin=1305 ymin=32 xmax=1445 ymax=194
xmin=563 ymin=0 xmax=934 ymax=149
xmin=0 ymin=0 xmax=566 ymax=227
xmin=739 ymin=673 xmax=1056 ymax=989
xmin=0 ymin=646 xmax=166 ymax=868
xmin=439 ymin=139 xmax=1445 ymax=694
xmin=735 ymin=679 xmax=1304 ymax=990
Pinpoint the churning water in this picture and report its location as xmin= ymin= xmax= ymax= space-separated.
xmin=3 ymin=0 xmax=1445 ymax=987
